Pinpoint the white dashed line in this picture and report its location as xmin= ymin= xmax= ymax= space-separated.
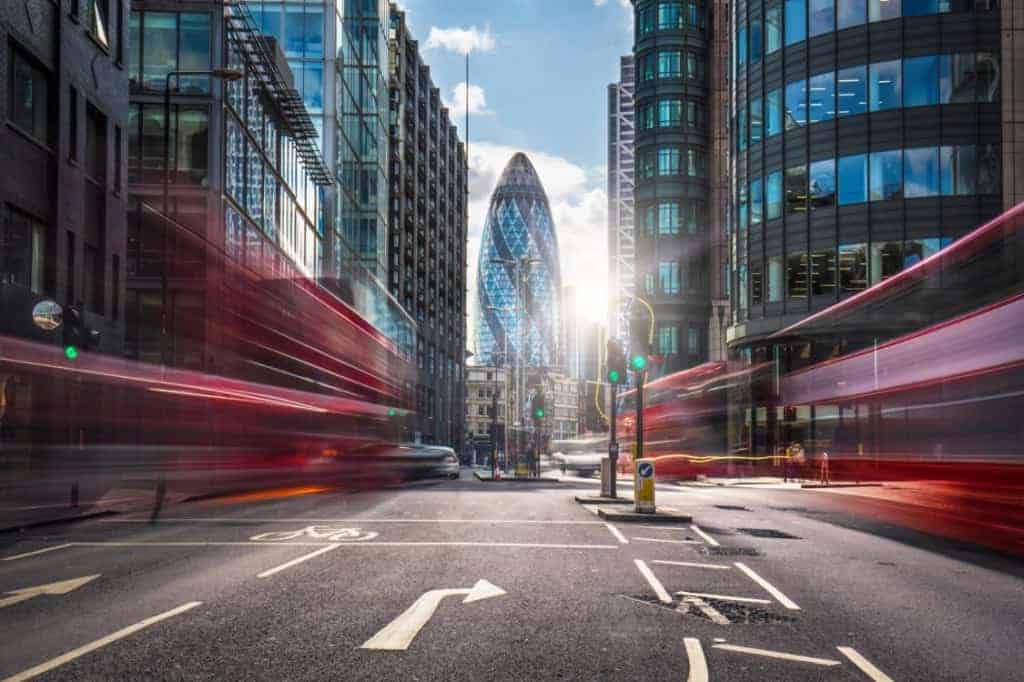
xmin=733 ymin=562 xmax=801 ymax=610
xmin=837 ymin=646 xmax=894 ymax=681
xmin=689 ymin=524 xmax=720 ymax=547
xmin=651 ymin=560 xmax=730 ymax=570
xmin=634 ymin=559 xmax=673 ymax=604
xmin=257 ymin=544 xmax=340 ymax=578
xmin=712 ymin=643 xmax=842 ymax=666
xmin=683 ymin=638 xmax=709 ymax=682
xmin=1 ymin=544 xmax=74 ymax=562
xmin=677 ymin=591 xmax=773 ymax=605
xmin=632 ymin=537 xmax=702 ymax=545
xmin=1 ymin=601 xmax=202 ymax=682
xmin=604 ymin=523 xmax=629 ymax=544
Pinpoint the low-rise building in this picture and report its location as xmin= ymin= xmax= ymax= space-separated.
xmin=465 ymin=366 xmax=507 ymax=462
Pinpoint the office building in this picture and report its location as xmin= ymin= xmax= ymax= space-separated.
xmin=387 ymin=4 xmax=468 ymax=448
xmin=465 ymin=365 xmax=507 ymax=463
xmin=727 ymin=0 xmax=1008 ymax=356
xmin=608 ymin=55 xmax=637 ymax=343
xmin=561 ymin=285 xmax=580 ymax=378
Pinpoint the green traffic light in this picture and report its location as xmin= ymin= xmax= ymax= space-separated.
xmin=64 ymin=346 xmax=79 ymax=360
xmin=535 ymin=409 xmax=545 ymax=418
xmin=631 ymin=354 xmax=647 ymax=371
xmin=387 ymin=408 xmax=397 ymax=417
xmin=608 ymin=370 xmax=620 ymax=383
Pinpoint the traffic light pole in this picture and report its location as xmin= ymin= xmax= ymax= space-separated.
xmin=635 ymin=370 xmax=644 ymax=465
xmin=609 ymin=382 xmax=618 ymax=499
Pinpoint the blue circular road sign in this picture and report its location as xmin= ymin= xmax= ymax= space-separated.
xmin=638 ymin=462 xmax=653 ymax=478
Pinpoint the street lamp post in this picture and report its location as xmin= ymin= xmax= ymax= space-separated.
xmin=160 ymin=68 xmax=242 ymax=365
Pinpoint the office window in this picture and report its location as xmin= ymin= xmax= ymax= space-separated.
xmin=738 ymin=264 xmax=749 ymax=311
xmin=786 ymin=164 xmax=808 ymax=213
xmin=808 ymin=71 xmax=835 ymax=122
xmin=904 ymin=237 xmax=948 ymax=267
xmin=659 ymin=1 xmax=684 ymax=29
xmin=870 ymin=59 xmax=901 ymax=111
xmin=869 ymin=0 xmax=901 ymax=21
xmin=943 ymin=145 xmax=976 ymax=195
xmin=1 ymin=206 xmax=46 ymax=294
xmin=86 ymin=0 xmax=110 ymax=49
xmin=658 ymin=99 xmax=682 ymax=127
xmin=737 ymin=109 xmax=747 ymax=151
xmin=684 ymin=202 xmax=702 ymax=234
xmin=903 ymin=0 xmax=937 ymax=16
xmin=751 ymin=261 xmax=764 ymax=305
xmin=738 ymin=26 xmax=747 ymax=66
xmin=135 ymin=12 xmax=212 ymax=93
xmin=638 ymin=5 xmax=655 ymax=36
xmin=659 ymin=51 xmax=682 ymax=79
xmin=689 ymin=1 xmax=702 ymax=27
xmin=113 ymin=124 xmax=122 ymax=191
xmin=688 ymin=326 xmax=699 ymax=355
xmin=785 ymin=0 xmax=807 ymax=45
xmin=904 ymin=147 xmax=940 ymax=198
xmin=640 ymin=150 xmax=655 ymax=179
xmin=738 ymin=182 xmax=749 ymax=229
xmin=644 ymin=272 xmax=656 ymax=295
xmin=10 ymin=48 xmax=51 ymax=145
xmin=645 ymin=205 xmax=656 ymax=235
xmin=750 ymin=97 xmax=763 ymax=145
xmin=787 ymin=252 xmax=808 ymax=299
xmin=766 ymin=0 xmax=782 ymax=53
xmin=750 ymin=177 xmax=763 ymax=224
xmin=658 ymin=148 xmax=681 ymax=176
xmin=809 ymin=159 xmax=836 ymax=209
xmin=978 ymin=145 xmax=1001 ymax=195
xmin=686 ymin=52 xmax=701 ymax=80
xmin=766 ymin=171 xmax=783 ymax=219
xmin=785 ymin=79 xmax=807 ymax=129
xmin=839 ymin=243 xmax=868 ymax=292
xmin=68 ymin=87 xmax=79 ymax=161
xmin=768 ymin=256 xmax=784 ymax=302
xmin=870 ymin=149 xmax=902 ymax=201
xmin=811 ymin=249 xmax=837 ymax=296
xmin=837 ymin=65 xmax=867 ymax=116
xmin=659 ymin=325 xmax=679 ymax=355
xmin=870 ymin=241 xmax=903 ymax=285
xmin=809 ymin=0 xmax=835 ymax=36
xmin=85 ymin=104 xmax=107 ymax=184
xmin=838 ymin=153 xmax=868 ymax=205
xmin=641 ymin=53 xmax=656 ymax=82
xmin=904 ymin=55 xmax=941 ymax=107
xmin=837 ymin=0 xmax=867 ymax=28
xmin=750 ymin=20 xmax=763 ymax=64
xmin=658 ymin=202 xmax=680 ymax=235
xmin=977 ymin=52 xmax=1000 ymax=103
xmin=686 ymin=101 xmax=703 ymax=128
xmin=688 ymin=149 xmax=705 ymax=177
xmin=944 ymin=53 xmax=976 ymax=103
xmin=766 ymin=89 xmax=782 ymax=136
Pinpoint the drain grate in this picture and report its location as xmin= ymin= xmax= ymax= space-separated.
xmin=714 ymin=505 xmax=750 ymax=511
xmin=736 ymin=527 xmax=801 ymax=539
xmin=700 ymin=546 xmax=761 ymax=557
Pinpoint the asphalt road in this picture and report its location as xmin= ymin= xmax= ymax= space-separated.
xmin=1 ymin=472 xmax=1022 ymax=681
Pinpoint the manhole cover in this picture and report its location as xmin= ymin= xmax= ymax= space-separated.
xmin=736 ymin=528 xmax=801 ymax=539
xmin=700 ymin=546 xmax=761 ymax=557
xmin=714 ymin=505 xmax=750 ymax=511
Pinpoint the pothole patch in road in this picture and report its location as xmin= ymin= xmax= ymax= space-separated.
xmin=735 ymin=527 xmax=802 ymax=540
xmin=714 ymin=505 xmax=751 ymax=511
xmin=700 ymin=546 xmax=761 ymax=557
xmin=693 ymin=598 xmax=798 ymax=625
xmin=768 ymin=506 xmax=828 ymax=515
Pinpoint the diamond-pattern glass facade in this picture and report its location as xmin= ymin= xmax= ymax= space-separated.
xmin=476 ymin=153 xmax=562 ymax=367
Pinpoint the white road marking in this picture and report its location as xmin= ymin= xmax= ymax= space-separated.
xmin=651 ymin=560 xmax=730 ymax=570
xmin=683 ymin=596 xmax=731 ymax=625
xmin=2 ymin=544 xmax=74 ymax=561
xmin=257 ymin=544 xmax=340 ymax=578
xmin=604 ymin=523 xmax=629 ymax=544
xmin=362 ymin=580 xmax=505 ymax=651
xmin=689 ymin=524 xmax=720 ymax=547
xmin=633 ymin=524 xmax=699 ymax=531
xmin=837 ymin=646 xmax=894 ymax=681
xmin=1 ymin=601 xmax=202 ymax=682
xmin=56 ymin=541 xmax=619 ymax=550
xmin=677 ymin=591 xmax=773 ymax=605
xmin=684 ymin=638 xmax=709 ymax=682
xmin=634 ymin=559 xmax=673 ymax=604
xmin=733 ymin=562 xmax=801 ymax=610
xmin=0 ymin=575 xmax=99 ymax=610
xmin=713 ymin=643 xmax=842 ymax=666
xmin=632 ymin=537 xmax=701 ymax=545
xmin=104 ymin=517 xmax=605 ymax=525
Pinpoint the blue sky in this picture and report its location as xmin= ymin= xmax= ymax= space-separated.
xmin=394 ymin=0 xmax=634 ymax=327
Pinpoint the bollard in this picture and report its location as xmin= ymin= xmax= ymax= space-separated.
xmin=634 ymin=458 xmax=655 ymax=513
xmin=600 ymin=456 xmax=613 ymax=498
xmin=70 ymin=482 xmax=79 ymax=508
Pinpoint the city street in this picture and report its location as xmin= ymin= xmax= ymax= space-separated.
xmin=1 ymin=474 xmax=1022 ymax=681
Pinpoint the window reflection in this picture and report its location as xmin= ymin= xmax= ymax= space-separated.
xmin=904 ymin=55 xmax=940 ymax=107
xmin=837 ymin=153 xmax=867 ymax=205
xmin=808 ymin=71 xmax=835 ymax=122
xmin=870 ymin=149 xmax=902 ymax=201
xmin=751 ymin=261 xmax=764 ymax=305
xmin=946 ymin=53 xmax=976 ymax=103
xmin=659 ymin=51 xmax=682 ymax=78
xmin=838 ymin=243 xmax=867 ymax=292
xmin=785 ymin=79 xmax=807 ymax=128
xmin=738 ymin=182 xmax=749 ymax=229
xmin=904 ymin=147 xmax=940 ymax=197
xmin=786 ymin=164 xmax=808 ymax=213
xmin=738 ymin=26 xmax=747 ymax=66
xmin=751 ymin=177 xmax=763 ymax=224
xmin=659 ymin=147 xmax=681 ymax=175
xmin=750 ymin=97 xmax=763 ymax=145
xmin=836 ymin=65 xmax=867 ymax=116
xmin=809 ymin=0 xmax=835 ymax=36
xmin=767 ymin=89 xmax=782 ymax=136
xmin=766 ymin=171 xmax=783 ymax=219
xmin=768 ymin=256 xmax=784 ymax=302
xmin=787 ymin=252 xmax=809 ymax=299
xmin=811 ymin=249 xmax=837 ymax=296
xmin=837 ymin=0 xmax=867 ymax=28
xmin=785 ymin=0 xmax=806 ymax=45
xmin=870 ymin=242 xmax=903 ymax=285
xmin=978 ymin=144 xmax=1001 ymax=195
xmin=750 ymin=21 xmax=762 ymax=64
xmin=659 ymin=202 xmax=681 ymax=235
xmin=659 ymin=100 xmax=682 ymax=127
xmin=766 ymin=0 xmax=782 ymax=53
xmin=977 ymin=52 xmax=1000 ymax=103
xmin=809 ymin=159 xmax=836 ymax=209
xmin=738 ymin=109 xmax=747 ymax=151
xmin=870 ymin=59 xmax=901 ymax=111
xmin=902 ymin=0 xmax=937 ymax=16
xmin=869 ymin=0 xmax=901 ymax=22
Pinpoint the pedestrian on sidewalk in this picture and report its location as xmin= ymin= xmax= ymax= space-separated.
xmin=819 ymin=450 xmax=831 ymax=486
xmin=783 ymin=442 xmax=796 ymax=482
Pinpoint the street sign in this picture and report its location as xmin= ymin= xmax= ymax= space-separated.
xmin=634 ymin=458 xmax=655 ymax=513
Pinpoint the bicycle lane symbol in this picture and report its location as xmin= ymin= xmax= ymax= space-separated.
xmin=249 ymin=526 xmax=379 ymax=542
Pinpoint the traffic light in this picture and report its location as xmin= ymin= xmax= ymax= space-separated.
xmin=629 ymin=314 xmax=650 ymax=373
xmin=62 ymin=304 xmax=101 ymax=359
xmin=606 ymin=339 xmax=627 ymax=385
xmin=531 ymin=391 xmax=546 ymax=422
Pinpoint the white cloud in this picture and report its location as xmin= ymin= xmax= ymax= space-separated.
xmin=443 ymin=83 xmax=491 ymax=116
xmin=466 ymin=142 xmax=608 ymax=341
xmin=425 ymin=25 xmax=496 ymax=55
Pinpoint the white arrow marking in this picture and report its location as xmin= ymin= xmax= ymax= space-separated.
xmin=0 ymin=575 xmax=99 ymax=609
xmin=362 ymin=579 xmax=506 ymax=651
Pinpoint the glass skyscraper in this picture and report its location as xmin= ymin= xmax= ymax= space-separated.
xmin=475 ymin=153 xmax=562 ymax=368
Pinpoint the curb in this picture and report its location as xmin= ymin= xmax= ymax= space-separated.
xmin=597 ymin=507 xmax=693 ymax=523
xmin=800 ymin=482 xmax=884 ymax=489
xmin=473 ymin=471 xmax=562 ymax=483
xmin=574 ymin=495 xmax=632 ymax=505
xmin=0 ymin=509 xmax=119 ymax=535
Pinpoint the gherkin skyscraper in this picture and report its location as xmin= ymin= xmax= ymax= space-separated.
xmin=476 ymin=153 xmax=562 ymax=368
